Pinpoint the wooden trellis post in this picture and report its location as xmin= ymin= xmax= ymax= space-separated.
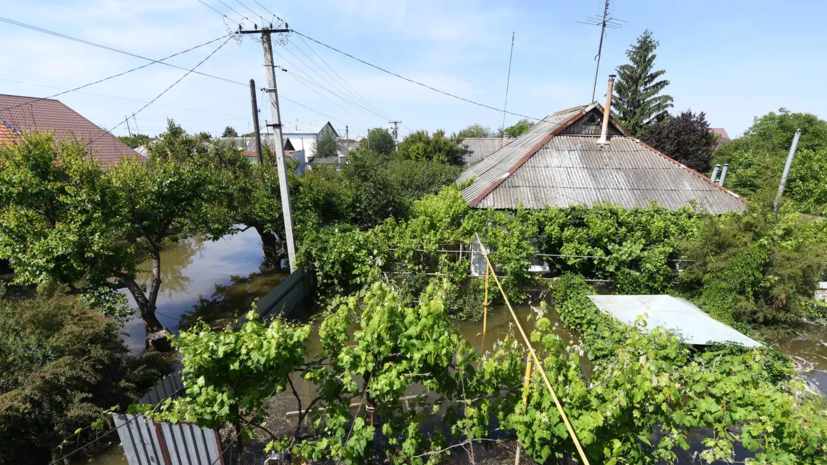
xmin=514 ymin=356 xmax=533 ymax=465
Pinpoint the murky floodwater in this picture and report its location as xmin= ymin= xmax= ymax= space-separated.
xmin=119 ymin=229 xmax=287 ymax=353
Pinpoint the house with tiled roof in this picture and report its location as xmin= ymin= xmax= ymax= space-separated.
xmin=0 ymin=94 xmax=141 ymax=165
xmin=458 ymin=97 xmax=746 ymax=214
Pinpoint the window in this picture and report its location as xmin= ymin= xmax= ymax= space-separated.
xmin=584 ymin=113 xmax=600 ymax=125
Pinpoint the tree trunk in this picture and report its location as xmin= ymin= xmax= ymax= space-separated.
xmin=255 ymin=225 xmax=280 ymax=269
xmin=124 ymin=248 xmax=171 ymax=352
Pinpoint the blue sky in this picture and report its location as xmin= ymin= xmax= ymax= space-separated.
xmin=2 ymin=0 xmax=825 ymax=140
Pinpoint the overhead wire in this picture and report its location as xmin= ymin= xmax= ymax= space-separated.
xmin=234 ymin=0 xmax=267 ymax=25
xmin=0 ymin=17 xmax=246 ymax=87
xmin=197 ymin=0 xmax=239 ymax=25
xmin=215 ymin=0 xmax=250 ymax=23
xmin=0 ymin=35 xmax=234 ymax=114
xmin=280 ymin=70 xmax=377 ymax=125
xmin=289 ymin=38 xmax=388 ymax=119
xmin=88 ymin=35 xmax=234 ymax=144
xmin=291 ymin=30 xmax=541 ymax=121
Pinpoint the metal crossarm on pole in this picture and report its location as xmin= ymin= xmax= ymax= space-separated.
xmin=474 ymin=233 xmax=591 ymax=465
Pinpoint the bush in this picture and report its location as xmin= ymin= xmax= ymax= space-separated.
xmin=0 ymin=297 xmax=169 ymax=464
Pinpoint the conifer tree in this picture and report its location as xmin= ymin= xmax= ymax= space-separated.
xmin=613 ymin=30 xmax=673 ymax=137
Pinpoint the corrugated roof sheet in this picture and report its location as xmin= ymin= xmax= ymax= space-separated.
xmin=458 ymin=104 xmax=747 ymax=214
xmin=281 ymin=121 xmax=337 ymax=136
xmin=588 ymin=295 xmax=761 ymax=347
xmin=460 ymin=137 xmax=514 ymax=165
xmin=0 ymin=94 xmax=140 ymax=165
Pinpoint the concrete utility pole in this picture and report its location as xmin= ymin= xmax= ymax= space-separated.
xmin=249 ymin=79 xmax=263 ymax=165
xmin=240 ymin=26 xmax=296 ymax=271
xmin=774 ymin=129 xmax=802 ymax=213
xmin=389 ymin=120 xmax=401 ymax=151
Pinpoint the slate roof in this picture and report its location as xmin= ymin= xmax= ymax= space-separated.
xmin=460 ymin=137 xmax=514 ymax=165
xmin=0 ymin=94 xmax=140 ymax=165
xmin=458 ymin=104 xmax=747 ymax=214
xmin=281 ymin=121 xmax=338 ymax=136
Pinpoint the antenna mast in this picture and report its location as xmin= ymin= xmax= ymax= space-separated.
xmin=579 ymin=0 xmax=624 ymax=102
xmin=501 ymin=31 xmax=515 ymax=143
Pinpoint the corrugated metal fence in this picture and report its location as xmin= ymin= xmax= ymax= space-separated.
xmin=140 ymin=371 xmax=183 ymax=405
xmin=112 ymin=414 xmax=224 ymax=465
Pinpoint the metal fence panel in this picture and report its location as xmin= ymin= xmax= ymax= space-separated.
xmin=140 ymin=371 xmax=183 ymax=405
xmin=115 ymin=414 xmax=224 ymax=465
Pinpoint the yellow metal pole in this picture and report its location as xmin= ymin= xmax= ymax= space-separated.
xmin=482 ymin=262 xmax=490 ymax=352
xmin=514 ymin=356 xmax=533 ymax=465
xmin=474 ymin=234 xmax=591 ymax=465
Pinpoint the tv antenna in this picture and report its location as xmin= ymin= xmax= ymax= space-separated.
xmin=579 ymin=0 xmax=625 ymax=102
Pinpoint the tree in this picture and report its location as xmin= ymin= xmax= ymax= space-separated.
xmin=641 ymin=110 xmax=717 ymax=172
xmin=613 ymin=30 xmax=673 ymax=137
xmin=0 ymin=296 xmax=168 ymax=465
xmin=712 ymin=109 xmax=827 ymax=213
xmin=222 ymin=126 xmax=238 ymax=137
xmin=456 ymin=124 xmax=493 ymax=139
xmin=0 ymin=126 xmax=233 ymax=350
xmin=358 ymin=128 xmax=395 ymax=155
xmin=118 ymin=134 xmax=151 ymax=149
xmin=314 ymin=127 xmax=339 ymax=158
xmin=499 ymin=119 xmax=535 ymax=138
xmin=397 ymin=129 xmax=463 ymax=165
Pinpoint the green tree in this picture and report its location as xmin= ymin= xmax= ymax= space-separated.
xmin=456 ymin=124 xmax=493 ymax=139
xmin=118 ymin=133 xmax=151 ymax=149
xmin=712 ymin=109 xmax=827 ymax=213
xmin=222 ymin=126 xmax=238 ymax=137
xmin=358 ymin=128 xmax=395 ymax=155
xmin=397 ymin=129 xmax=463 ymax=165
xmin=499 ymin=119 xmax=535 ymax=138
xmin=0 ymin=126 xmax=233 ymax=350
xmin=641 ymin=110 xmax=717 ymax=172
xmin=0 ymin=296 xmax=168 ymax=465
xmin=613 ymin=30 xmax=673 ymax=137
xmin=314 ymin=127 xmax=339 ymax=158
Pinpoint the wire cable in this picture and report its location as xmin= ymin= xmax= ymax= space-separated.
xmin=279 ymin=70 xmax=376 ymax=125
xmin=234 ymin=0 xmax=267 ymax=24
xmin=0 ymin=17 xmax=245 ymax=88
xmin=198 ymin=0 xmax=240 ymax=25
xmin=0 ymin=35 xmax=233 ymax=114
xmin=251 ymin=0 xmax=277 ymax=17
xmin=215 ymin=0 xmax=249 ymax=23
xmin=88 ymin=35 xmax=234 ymax=144
xmin=292 ymin=30 xmax=541 ymax=121
xmin=289 ymin=38 xmax=388 ymax=119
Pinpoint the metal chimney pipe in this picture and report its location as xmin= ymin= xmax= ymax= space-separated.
xmin=774 ymin=129 xmax=802 ymax=212
xmin=598 ymin=74 xmax=616 ymax=145
xmin=710 ymin=164 xmax=720 ymax=184
xmin=718 ymin=163 xmax=729 ymax=186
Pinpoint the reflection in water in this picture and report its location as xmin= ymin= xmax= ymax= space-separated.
xmin=120 ymin=228 xmax=286 ymax=353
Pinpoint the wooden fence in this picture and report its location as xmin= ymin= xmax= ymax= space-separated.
xmin=112 ymin=414 xmax=224 ymax=465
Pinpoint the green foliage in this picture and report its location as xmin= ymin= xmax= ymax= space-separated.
xmin=456 ymin=124 xmax=493 ymax=139
xmin=679 ymin=208 xmax=827 ymax=326
xmin=398 ymin=129 xmax=464 ymax=165
xmin=641 ymin=110 xmax=717 ymax=172
xmin=222 ymin=126 xmax=238 ymax=137
xmin=500 ymin=119 xmax=535 ymax=138
xmin=0 ymin=297 xmax=168 ymax=465
xmin=712 ymin=109 xmax=827 ymax=214
xmin=613 ymin=30 xmax=674 ymax=137
xmin=315 ymin=128 xmax=339 ymax=158
xmin=117 ymin=133 xmax=151 ymax=149
xmin=154 ymin=312 xmax=309 ymax=445
xmin=358 ymin=128 xmax=395 ymax=155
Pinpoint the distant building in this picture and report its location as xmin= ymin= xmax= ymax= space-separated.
xmin=269 ymin=121 xmax=338 ymax=162
xmin=710 ymin=128 xmax=731 ymax=149
xmin=457 ymin=103 xmax=747 ymax=214
xmin=0 ymin=94 xmax=142 ymax=164
xmin=460 ymin=137 xmax=514 ymax=165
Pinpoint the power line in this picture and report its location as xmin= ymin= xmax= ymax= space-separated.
xmin=215 ymin=0 xmax=250 ymax=23
xmin=88 ymin=35 xmax=234 ymax=144
xmin=281 ymin=70 xmax=377 ymax=125
xmin=294 ymin=34 xmax=386 ymax=119
xmin=0 ymin=16 xmax=245 ymax=88
xmin=197 ymin=0 xmax=239 ymax=25
xmin=251 ymin=0 xmax=277 ymax=18
xmin=291 ymin=30 xmax=541 ymax=121
xmin=0 ymin=35 xmax=233 ymax=114
xmin=234 ymin=0 xmax=267 ymax=24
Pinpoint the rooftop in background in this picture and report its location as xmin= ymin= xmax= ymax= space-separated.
xmin=0 ymin=94 xmax=141 ymax=164
xmin=588 ymin=295 xmax=761 ymax=348
xmin=710 ymin=128 xmax=731 ymax=142
xmin=277 ymin=121 xmax=338 ymax=137
xmin=457 ymin=103 xmax=747 ymax=214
